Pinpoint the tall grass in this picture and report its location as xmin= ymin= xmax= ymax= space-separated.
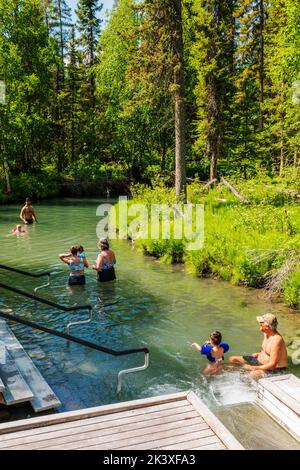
xmin=115 ymin=177 xmax=300 ymax=309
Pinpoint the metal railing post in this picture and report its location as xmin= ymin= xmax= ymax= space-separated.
xmin=117 ymin=352 xmax=150 ymax=394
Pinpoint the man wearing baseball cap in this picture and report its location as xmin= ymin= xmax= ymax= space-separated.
xmin=229 ymin=313 xmax=287 ymax=380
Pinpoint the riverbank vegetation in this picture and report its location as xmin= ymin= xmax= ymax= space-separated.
xmin=0 ymin=1 xmax=299 ymax=306
xmin=120 ymin=176 xmax=300 ymax=309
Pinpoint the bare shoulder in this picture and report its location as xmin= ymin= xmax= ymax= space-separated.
xmin=273 ymin=334 xmax=285 ymax=346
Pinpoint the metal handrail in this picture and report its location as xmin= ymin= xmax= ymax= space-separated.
xmin=0 ymin=309 xmax=149 ymax=393
xmin=0 ymin=264 xmax=51 ymax=292
xmin=0 ymin=282 xmax=92 ymax=335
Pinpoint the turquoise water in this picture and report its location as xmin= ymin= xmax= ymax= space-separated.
xmin=0 ymin=198 xmax=300 ymax=449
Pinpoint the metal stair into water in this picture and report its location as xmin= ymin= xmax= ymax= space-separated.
xmin=0 ymin=320 xmax=61 ymax=412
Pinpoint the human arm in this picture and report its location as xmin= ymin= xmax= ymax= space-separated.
xmin=92 ymin=254 xmax=103 ymax=271
xmin=59 ymin=254 xmax=70 ymax=265
xmin=60 ymin=252 xmax=72 ymax=258
xmin=20 ymin=207 xmax=26 ymax=223
xmin=84 ymin=257 xmax=89 ymax=269
xmin=191 ymin=342 xmax=201 ymax=351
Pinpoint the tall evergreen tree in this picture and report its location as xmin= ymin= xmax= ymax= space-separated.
xmin=264 ymin=0 xmax=300 ymax=176
xmin=76 ymin=0 xmax=103 ymax=106
xmin=129 ymin=0 xmax=187 ymax=200
xmin=64 ymin=25 xmax=82 ymax=163
xmin=50 ymin=0 xmax=72 ymax=84
xmin=0 ymin=0 xmax=56 ymax=173
xmin=192 ymin=0 xmax=236 ymax=180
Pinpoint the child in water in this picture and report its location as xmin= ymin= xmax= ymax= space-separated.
xmin=60 ymin=245 xmax=86 ymax=260
xmin=12 ymin=224 xmax=27 ymax=236
xmin=192 ymin=331 xmax=230 ymax=375
xmin=77 ymin=245 xmax=86 ymax=260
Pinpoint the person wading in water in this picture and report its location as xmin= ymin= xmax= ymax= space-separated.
xmin=20 ymin=198 xmax=37 ymax=225
xmin=59 ymin=245 xmax=89 ymax=286
xmin=93 ymin=238 xmax=116 ymax=282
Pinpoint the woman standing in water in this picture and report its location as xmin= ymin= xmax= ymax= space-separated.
xmin=59 ymin=245 xmax=89 ymax=286
xmin=93 ymin=238 xmax=116 ymax=282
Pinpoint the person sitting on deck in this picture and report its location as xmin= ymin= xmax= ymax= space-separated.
xmin=59 ymin=245 xmax=89 ymax=286
xmin=228 ymin=313 xmax=287 ymax=380
xmin=192 ymin=331 xmax=230 ymax=375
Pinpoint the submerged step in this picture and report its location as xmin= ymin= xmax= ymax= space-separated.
xmin=257 ymin=374 xmax=300 ymax=443
xmin=0 ymin=348 xmax=34 ymax=406
xmin=0 ymin=320 xmax=61 ymax=412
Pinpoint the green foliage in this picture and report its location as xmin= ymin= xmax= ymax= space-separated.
xmin=126 ymin=180 xmax=300 ymax=309
xmin=1 ymin=0 xmax=300 ymax=198
xmin=0 ymin=172 xmax=59 ymax=202
xmin=284 ymin=269 xmax=300 ymax=308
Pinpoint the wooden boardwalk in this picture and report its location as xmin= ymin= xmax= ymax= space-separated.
xmin=0 ymin=320 xmax=60 ymax=411
xmin=0 ymin=391 xmax=244 ymax=450
xmin=257 ymin=374 xmax=300 ymax=443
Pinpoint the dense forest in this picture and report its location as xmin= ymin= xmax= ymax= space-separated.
xmin=0 ymin=0 xmax=299 ymax=200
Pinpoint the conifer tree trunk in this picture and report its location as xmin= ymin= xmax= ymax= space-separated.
xmin=173 ymin=0 xmax=186 ymax=202
xmin=259 ymin=0 xmax=265 ymax=129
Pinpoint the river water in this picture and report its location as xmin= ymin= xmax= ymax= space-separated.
xmin=0 ymin=198 xmax=300 ymax=449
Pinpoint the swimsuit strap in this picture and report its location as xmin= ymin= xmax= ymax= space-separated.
xmin=70 ymin=257 xmax=84 ymax=271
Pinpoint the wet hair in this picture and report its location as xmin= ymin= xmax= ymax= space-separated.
xmin=70 ymin=246 xmax=78 ymax=256
xmin=210 ymin=331 xmax=222 ymax=346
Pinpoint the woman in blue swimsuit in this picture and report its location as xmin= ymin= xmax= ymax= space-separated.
xmin=192 ymin=331 xmax=230 ymax=375
xmin=59 ymin=245 xmax=89 ymax=286
xmin=93 ymin=238 xmax=116 ymax=282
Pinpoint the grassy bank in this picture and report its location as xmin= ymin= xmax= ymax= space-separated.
xmin=116 ymin=175 xmax=300 ymax=310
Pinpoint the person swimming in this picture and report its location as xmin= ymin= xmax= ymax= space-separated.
xmin=59 ymin=245 xmax=89 ymax=286
xmin=192 ymin=331 xmax=230 ymax=375
xmin=12 ymin=224 xmax=27 ymax=236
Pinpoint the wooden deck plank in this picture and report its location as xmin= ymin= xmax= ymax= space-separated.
xmin=194 ymin=442 xmax=227 ymax=450
xmin=187 ymin=391 xmax=244 ymax=450
xmin=0 ymin=404 xmax=196 ymax=446
xmin=0 ymin=349 xmax=34 ymax=405
xmin=0 ymin=392 xmax=189 ymax=435
xmin=0 ymin=320 xmax=60 ymax=412
xmin=0 ymin=411 xmax=202 ymax=449
xmin=153 ymin=435 xmax=222 ymax=451
xmin=258 ymin=375 xmax=300 ymax=417
xmin=258 ymin=388 xmax=300 ymax=424
xmin=35 ymin=422 xmax=208 ymax=450
xmin=66 ymin=424 xmax=214 ymax=451
xmin=0 ymin=391 xmax=243 ymax=451
xmin=105 ymin=429 xmax=217 ymax=451
xmin=257 ymin=390 xmax=300 ymax=442
xmin=10 ymin=420 xmax=207 ymax=450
